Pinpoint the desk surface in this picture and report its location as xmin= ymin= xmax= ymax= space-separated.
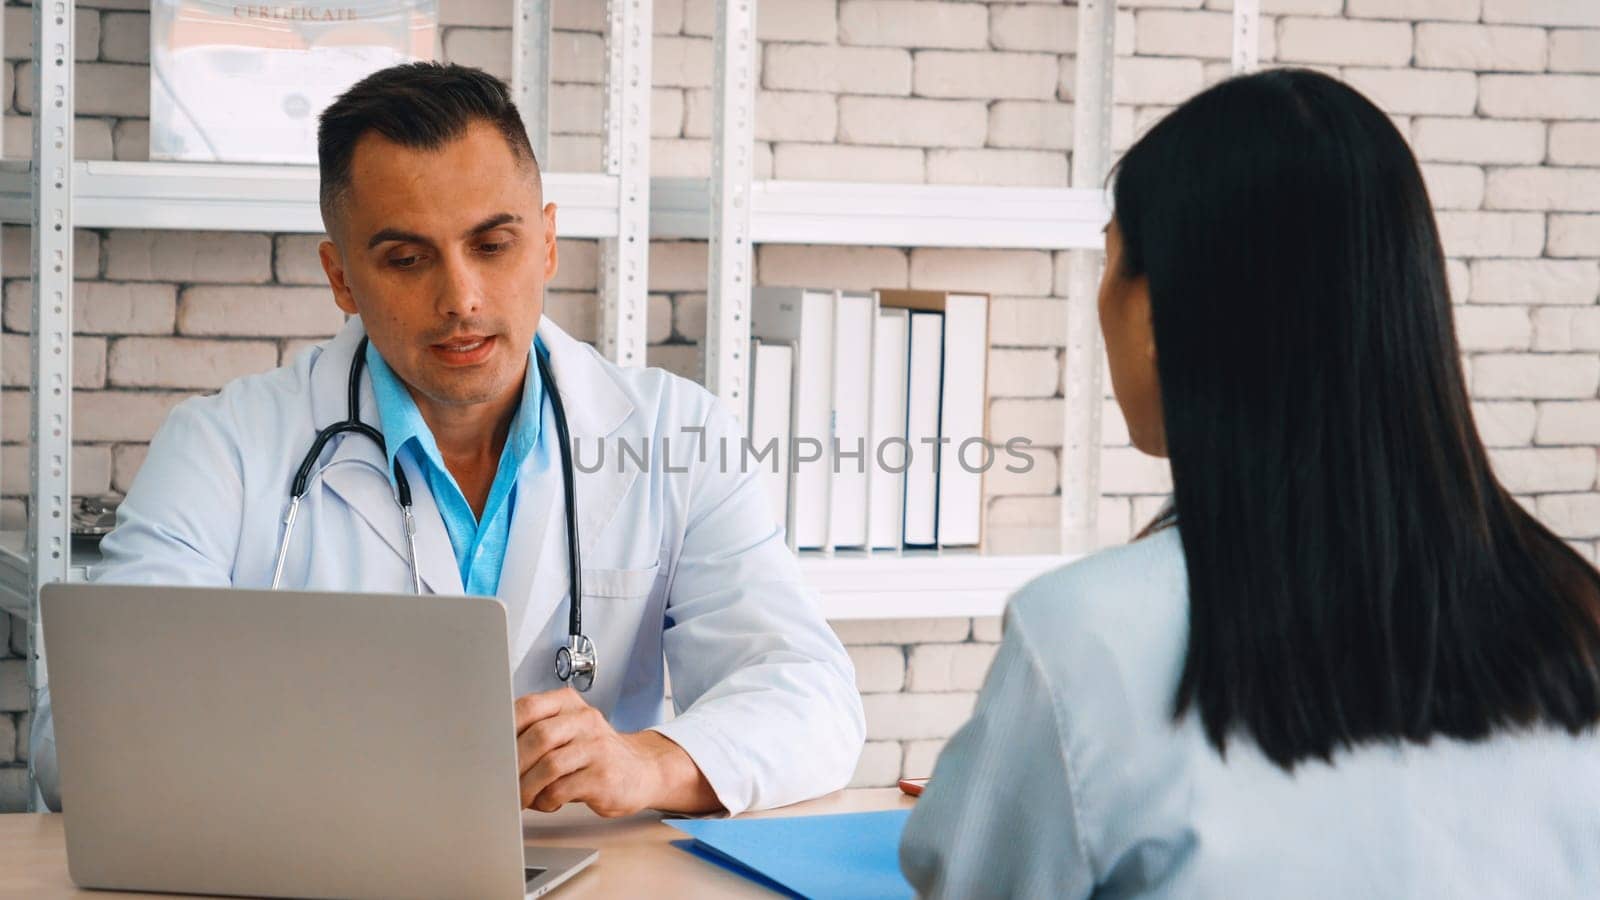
xmin=0 ymin=788 xmax=916 ymax=898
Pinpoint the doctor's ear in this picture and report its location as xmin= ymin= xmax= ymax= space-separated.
xmin=319 ymin=239 xmax=360 ymax=317
xmin=543 ymin=202 xmax=559 ymax=283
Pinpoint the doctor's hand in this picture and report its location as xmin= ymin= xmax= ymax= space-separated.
xmin=514 ymin=687 xmax=722 ymax=818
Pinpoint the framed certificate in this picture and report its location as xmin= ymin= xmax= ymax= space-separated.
xmin=150 ymin=0 xmax=438 ymax=164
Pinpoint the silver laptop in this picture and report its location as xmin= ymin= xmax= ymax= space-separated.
xmin=41 ymin=583 xmax=597 ymax=899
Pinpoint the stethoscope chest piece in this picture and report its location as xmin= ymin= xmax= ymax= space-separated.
xmin=556 ymin=634 xmax=597 ymax=693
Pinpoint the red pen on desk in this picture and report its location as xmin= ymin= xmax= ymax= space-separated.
xmin=899 ymin=777 xmax=929 ymax=797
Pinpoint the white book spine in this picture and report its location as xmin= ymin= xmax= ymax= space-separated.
xmin=936 ymin=294 xmax=989 ymax=548
xmin=748 ymin=341 xmax=794 ymax=539
xmin=750 ymin=288 xmax=834 ymax=551
xmin=829 ymin=291 xmax=875 ymax=550
xmin=795 ymin=291 xmax=835 ymax=550
xmin=869 ymin=309 xmax=909 ymax=551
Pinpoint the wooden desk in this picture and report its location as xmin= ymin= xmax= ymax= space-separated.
xmin=0 ymin=788 xmax=916 ymax=898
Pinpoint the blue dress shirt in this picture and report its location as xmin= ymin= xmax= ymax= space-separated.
xmin=365 ymin=338 xmax=546 ymax=597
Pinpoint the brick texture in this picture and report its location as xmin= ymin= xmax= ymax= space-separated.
xmin=1411 ymin=118 xmax=1545 ymax=165
xmin=1550 ymin=29 xmax=1600 ymax=73
xmin=838 ymin=1 xmax=988 ymax=49
xmin=1479 ymin=74 xmax=1600 ymax=119
xmin=1414 ymin=24 xmax=1546 ymax=71
xmin=107 ymin=338 xmax=279 ymax=390
xmin=3 ymin=0 xmax=1599 ymax=810
xmin=1277 ymin=18 xmax=1415 ymax=68
xmin=1346 ymin=0 xmax=1479 ymax=22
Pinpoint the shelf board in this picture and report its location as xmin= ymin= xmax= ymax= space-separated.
xmin=800 ymin=550 xmax=1075 ymax=620
xmin=0 ymin=163 xmax=1109 ymax=250
xmin=653 ymin=177 xmax=1110 ymax=249
xmin=0 ymin=160 xmax=623 ymax=238
xmin=0 ymin=529 xmax=1074 ymax=623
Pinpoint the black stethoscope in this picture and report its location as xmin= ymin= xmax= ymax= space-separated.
xmin=269 ymin=336 xmax=597 ymax=692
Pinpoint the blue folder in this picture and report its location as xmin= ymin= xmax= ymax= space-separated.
xmin=666 ymin=809 xmax=914 ymax=899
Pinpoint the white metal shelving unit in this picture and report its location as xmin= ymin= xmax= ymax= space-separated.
xmin=4 ymin=0 xmax=657 ymax=809
xmin=696 ymin=0 xmax=1124 ymax=597
xmin=6 ymin=0 xmax=1263 ymax=807
xmin=696 ymin=0 xmax=1258 ymax=579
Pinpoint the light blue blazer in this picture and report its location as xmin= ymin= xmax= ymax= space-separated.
xmin=900 ymin=527 xmax=1600 ymax=898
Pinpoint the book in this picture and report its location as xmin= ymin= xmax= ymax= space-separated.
xmin=937 ymin=293 xmax=990 ymax=547
xmin=901 ymin=310 xmax=943 ymax=548
xmin=868 ymin=308 xmax=909 ymax=550
xmin=878 ymin=290 xmax=991 ymax=549
xmin=747 ymin=339 xmax=794 ymax=536
xmin=751 ymin=288 xmax=835 ymax=551
xmin=150 ymin=0 xmax=438 ymax=164
xmin=829 ymin=291 xmax=876 ymax=550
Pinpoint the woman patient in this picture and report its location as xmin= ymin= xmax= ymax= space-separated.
xmin=901 ymin=68 xmax=1600 ymax=898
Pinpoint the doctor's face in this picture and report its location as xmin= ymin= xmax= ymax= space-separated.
xmin=318 ymin=120 xmax=558 ymax=411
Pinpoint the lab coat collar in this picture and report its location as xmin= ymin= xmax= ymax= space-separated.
xmin=533 ymin=314 xmax=634 ymax=447
xmin=307 ymin=315 xmax=639 ymax=600
xmin=498 ymin=317 xmax=641 ymax=655
xmin=309 ymin=318 xmax=462 ymax=594
xmin=531 ymin=313 xmax=640 ymax=547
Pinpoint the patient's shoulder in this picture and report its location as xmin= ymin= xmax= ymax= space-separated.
xmin=1005 ymin=528 xmax=1191 ymax=720
xmin=1010 ymin=527 xmax=1188 ymax=643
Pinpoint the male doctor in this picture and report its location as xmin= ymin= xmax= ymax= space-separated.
xmin=31 ymin=62 xmax=865 ymax=815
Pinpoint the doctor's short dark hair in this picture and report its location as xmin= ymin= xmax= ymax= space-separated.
xmin=317 ymin=62 xmax=539 ymax=234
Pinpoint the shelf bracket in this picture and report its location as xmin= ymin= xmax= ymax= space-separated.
xmin=705 ymin=0 xmax=756 ymax=420
xmin=1060 ymin=0 xmax=1116 ymax=555
xmin=599 ymin=0 xmax=653 ymax=367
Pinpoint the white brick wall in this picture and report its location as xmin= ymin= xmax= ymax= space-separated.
xmin=837 ymin=96 xmax=988 ymax=146
xmin=3 ymin=0 xmax=1599 ymax=803
xmin=1550 ymin=29 xmax=1600 ymax=72
xmin=913 ymin=51 xmax=1059 ymax=100
xmin=838 ymin=0 xmax=988 ymax=50
xmin=1470 ymin=260 xmax=1600 ymax=304
xmin=1414 ymin=23 xmax=1546 ymax=71
xmin=1412 ymin=118 xmax=1546 ymax=165
xmin=1278 ymin=18 xmax=1414 ymax=68
xmin=1345 ymin=0 xmax=1478 ymax=23
xmin=1421 ymin=163 xmax=1486 ymax=209
xmin=1552 ymin=123 xmax=1600 ymax=166
xmin=1342 ymin=67 xmax=1478 ymax=116
xmin=1473 ymin=401 xmax=1538 ymax=446
xmin=765 ymin=45 xmax=912 ymax=95
xmin=1480 ymin=74 xmax=1600 ymax=119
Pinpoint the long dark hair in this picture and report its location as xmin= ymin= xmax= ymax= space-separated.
xmin=1112 ymin=68 xmax=1600 ymax=769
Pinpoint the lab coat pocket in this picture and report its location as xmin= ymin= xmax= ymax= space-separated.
xmin=580 ymin=561 xmax=661 ymax=601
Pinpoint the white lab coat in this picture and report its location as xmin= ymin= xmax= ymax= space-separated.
xmin=32 ymin=315 xmax=865 ymax=814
